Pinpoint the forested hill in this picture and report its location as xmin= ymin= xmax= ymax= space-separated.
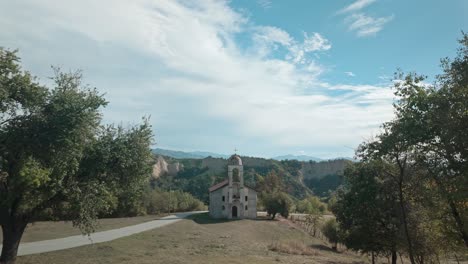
xmin=151 ymin=155 xmax=352 ymax=203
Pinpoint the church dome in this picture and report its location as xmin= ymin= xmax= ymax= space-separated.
xmin=228 ymin=154 xmax=242 ymax=166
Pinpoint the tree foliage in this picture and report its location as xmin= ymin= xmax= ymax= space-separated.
xmin=332 ymin=34 xmax=468 ymax=264
xmin=0 ymin=49 xmax=153 ymax=263
xmin=322 ymin=218 xmax=343 ymax=251
xmin=262 ymin=191 xmax=293 ymax=219
xmin=296 ymin=195 xmax=326 ymax=214
xmin=256 ymin=171 xmax=284 ymax=194
xmin=144 ymin=189 xmax=205 ymax=214
xmin=333 ymin=161 xmax=402 ymax=260
xmin=390 ymin=34 xmax=468 ymax=248
xmin=304 ymin=174 xmax=343 ymax=197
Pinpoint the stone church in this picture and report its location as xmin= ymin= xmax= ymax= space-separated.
xmin=208 ymin=154 xmax=257 ymax=219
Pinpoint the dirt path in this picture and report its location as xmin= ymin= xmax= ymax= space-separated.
xmin=3 ymin=211 xmax=204 ymax=256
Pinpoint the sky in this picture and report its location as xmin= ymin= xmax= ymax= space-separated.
xmin=0 ymin=0 xmax=467 ymax=159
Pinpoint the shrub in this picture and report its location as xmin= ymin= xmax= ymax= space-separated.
xmin=262 ymin=191 xmax=293 ymax=219
xmin=322 ymin=218 xmax=342 ymax=250
xmin=144 ymin=189 xmax=205 ymax=214
xmin=296 ymin=196 xmax=326 ymax=214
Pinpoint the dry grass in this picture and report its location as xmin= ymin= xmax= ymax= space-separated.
xmin=1 ymin=214 xmax=166 ymax=243
xmin=17 ymin=213 xmax=367 ymax=264
xmin=269 ymin=240 xmax=318 ymax=256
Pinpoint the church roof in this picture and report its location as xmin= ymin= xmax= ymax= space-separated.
xmin=208 ymin=179 xmax=228 ymax=192
xmin=228 ymin=154 xmax=242 ymax=166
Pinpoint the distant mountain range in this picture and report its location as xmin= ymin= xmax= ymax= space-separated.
xmin=152 ymin=148 xmax=229 ymax=159
xmin=152 ymin=148 xmax=352 ymax=162
xmin=272 ymin=154 xmax=322 ymax=162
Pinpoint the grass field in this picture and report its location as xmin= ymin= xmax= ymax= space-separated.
xmin=17 ymin=213 xmax=367 ymax=264
xmin=1 ymin=214 xmax=166 ymax=243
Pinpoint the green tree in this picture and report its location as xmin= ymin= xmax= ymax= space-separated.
xmin=0 ymin=49 xmax=153 ymax=264
xmin=333 ymin=161 xmax=402 ymax=264
xmin=322 ymin=218 xmax=342 ymax=251
xmin=77 ymin=122 xmax=154 ymax=218
xmin=342 ymin=34 xmax=468 ymax=264
xmin=358 ymin=122 xmax=419 ymax=264
xmin=390 ymin=33 xmax=468 ymax=248
xmin=257 ymin=171 xmax=284 ymax=193
xmin=262 ymin=192 xmax=292 ymax=219
xmin=296 ymin=195 xmax=326 ymax=214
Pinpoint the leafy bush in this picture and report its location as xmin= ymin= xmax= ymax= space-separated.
xmin=296 ymin=196 xmax=326 ymax=214
xmin=262 ymin=191 xmax=293 ymax=219
xmin=144 ymin=189 xmax=205 ymax=214
xmin=322 ymin=218 xmax=342 ymax=250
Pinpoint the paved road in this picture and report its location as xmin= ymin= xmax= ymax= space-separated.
xmin=9 ymin=211 xmax=205 ymax=256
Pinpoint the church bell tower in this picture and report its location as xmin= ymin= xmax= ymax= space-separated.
xmin=227 ymin=154 xmax=244 ymax=218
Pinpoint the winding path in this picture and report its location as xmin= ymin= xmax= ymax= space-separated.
xmin=10 ymin=211 xmax=204 ymax=256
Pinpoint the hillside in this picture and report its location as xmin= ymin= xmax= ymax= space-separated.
xmin=18 ymin=214 xmax=366 ymax=264
xmin=151 ymin=154 xmax=351 ymax=202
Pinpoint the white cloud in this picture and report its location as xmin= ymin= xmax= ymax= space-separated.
xmin=254 ymin=26 xmax=293 ymax=46
xmin=303 ymin=32 xmax=332 ymax=52
xmin=346 ymin=13 xmax=394 ymax=37
xmin=336 ymin=0 xmax=393 ymax=37
xmin=252 ymin=27 xmax=331 ymax=66
xmin=345 ymin=71 xmax=356 ymax=77
xmin=0 ymin=0 xmax=395 ymax=156
xmin=254 ymin=27 xmax=331 ymax=52
xmin=257 ymin=0 xmax=272 ymax=9
xmin=338 ymin=0 xmax=376 ymax=14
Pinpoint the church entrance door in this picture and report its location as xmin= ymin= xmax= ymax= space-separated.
xmin=232 ymin=206 xmax=238 ymax=218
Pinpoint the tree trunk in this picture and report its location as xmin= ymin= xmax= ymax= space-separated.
xmin=448 ymin=199 xmax=468 ymax=247
xmin=397 ymin=178 xmax=415 ymax=264
xmin=431 ymin=173 xmax=468 ymax=247
xmin=391 ymin=250 xmax=397 ymax=264
xmin=371 ymin=251 xmax=375 ymax=264
xmin=0 ymin=220 xmax=28 ymax=264
xmin=271 ymin=212 xmax=276 ymax=220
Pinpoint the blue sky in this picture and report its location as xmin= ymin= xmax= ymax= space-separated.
xmin=0 ymin=0 xmax=467 ymax=158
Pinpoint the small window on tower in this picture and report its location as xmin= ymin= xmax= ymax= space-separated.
xmin=222 ymin=196 xmax=225 ymax=201
xmin=222 ymin=205 xmax=225 ymax=210
xmin=245 ymin=196 xmax=248 ymax=201
xmin=245 ymin=205 xmax=248 ymax=210
xmin=233 ymin=168 xmax=240 ymax=182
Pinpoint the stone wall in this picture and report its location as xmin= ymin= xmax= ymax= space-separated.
xmin=209 ymin=187 xmax=228 ymax=218
xmin=245 ymin=188 xmax=257 ymax=219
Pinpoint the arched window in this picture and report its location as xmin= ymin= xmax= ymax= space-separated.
xmin=232 ymin=168 xmax=240 ymax=182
